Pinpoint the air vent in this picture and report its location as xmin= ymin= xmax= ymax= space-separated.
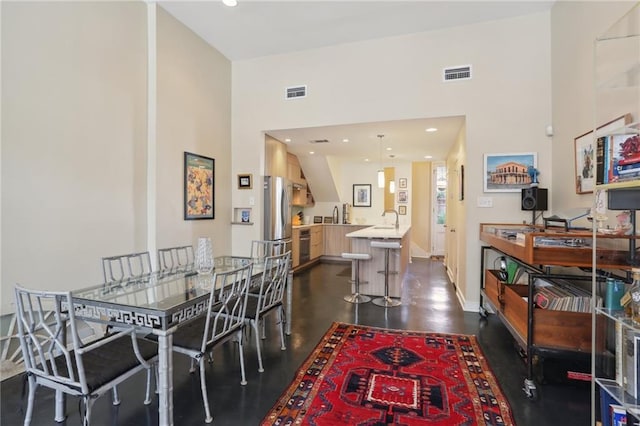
xmin=443 ymin=65 xmax=472 ymax=82
xmin=285 ymin=85 xmax=307 ymax=99
xmin=309 ymin=139 xmax=329 ymax=144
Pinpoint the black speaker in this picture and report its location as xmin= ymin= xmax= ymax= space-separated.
xmin=521 ymin=187 xmax=548 ymax=211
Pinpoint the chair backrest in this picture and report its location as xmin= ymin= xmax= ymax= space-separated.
xmin=254 ymin=251 xmax=291 ymax=316
xmin=250 ymin=240 xmax=286 ymax=265
xmin=201 ymin=261 xmax=253 ymax=352
xmin=102 ymin=251 xmax=152 ymax=285
xmin=14 ymin=285 xmax=89 ymax=394
xmin=157 ymin=245 xmax=195 ymax=274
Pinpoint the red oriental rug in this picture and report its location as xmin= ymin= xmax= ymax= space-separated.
xmin=262 ymin=322 xmax=515 ymax=426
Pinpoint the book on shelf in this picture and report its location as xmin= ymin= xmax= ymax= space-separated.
xmin=595 ymin=133 xmax=640 ymax=184
xmin=624 ymin=329 xmax=640 ymax=399
xmin=610 ymin=404 xmax=626 ymax=426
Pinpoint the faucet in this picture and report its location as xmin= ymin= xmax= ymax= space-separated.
xmin=382 ymin=209 xmax=399 ymax=230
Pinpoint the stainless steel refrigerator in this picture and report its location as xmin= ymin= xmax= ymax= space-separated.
xmin=263 ymin=176 xmax=293 ymax=251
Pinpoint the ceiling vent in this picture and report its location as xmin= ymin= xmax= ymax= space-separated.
xmin=309 ymin=139 xmax=329 ymax=144
xmin=443 ymin=65 xmax=472 ymax=82
xmin=285 ymin=85 xmax=307 ymax=99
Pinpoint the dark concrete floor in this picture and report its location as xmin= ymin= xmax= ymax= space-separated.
xmin=1 ymin=259 xmax=589 ymax=425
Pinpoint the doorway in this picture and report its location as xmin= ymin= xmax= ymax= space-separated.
xmin=431 ymin=163 xmax=446 ymax=257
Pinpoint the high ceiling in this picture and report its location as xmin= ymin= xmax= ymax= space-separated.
xmin=160 ymin=1 xmax=554 ymax=162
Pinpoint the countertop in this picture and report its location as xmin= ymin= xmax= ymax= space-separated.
xmin=292 ymin=223 xmax=368 ymax=229
xmin=345 ymin=224 xmax=411 ymax=239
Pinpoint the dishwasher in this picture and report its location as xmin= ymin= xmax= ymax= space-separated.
xmin=299 ymin=228 xmax=311 ymax=263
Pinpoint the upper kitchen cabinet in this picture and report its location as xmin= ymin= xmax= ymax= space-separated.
xmin=265 ymin=136 xmax=288 ymax=177
xmin=287 ymin=153 xmax=306 ymax=185
xmin=288 ymin=153 xmax=315 ymax=207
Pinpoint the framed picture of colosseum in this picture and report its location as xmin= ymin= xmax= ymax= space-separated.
xmin=483 ymin=152 xmax=537 ymax=193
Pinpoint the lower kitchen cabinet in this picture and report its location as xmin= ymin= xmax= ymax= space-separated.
xmin=310 ymin=226 xmax=323 ymax=259
xmin=291 ymin=228 xmax=300 ymax=268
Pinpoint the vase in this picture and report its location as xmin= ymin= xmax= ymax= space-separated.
xmin=195 ymin=237 xmax=214 ymax=274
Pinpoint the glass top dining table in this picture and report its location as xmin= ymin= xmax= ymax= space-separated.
xmin=70 ymin=255 xmax=290 ymax=426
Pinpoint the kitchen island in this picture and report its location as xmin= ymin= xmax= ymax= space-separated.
xmin=346 ymin=224 xmax=411 ymax=298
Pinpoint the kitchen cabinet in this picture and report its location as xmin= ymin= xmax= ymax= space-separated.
xmin=265 ymin=136 xmax=288 ymax=177
xmin=323 ymin=225 xmax=368 ymax=257
xmin=310 ymin=226 xmax=323 ymax=259
xmin=287 ymin=153 xmax=305 ymax=185
xmin=291 ymin=228 xmax=300 ymax=268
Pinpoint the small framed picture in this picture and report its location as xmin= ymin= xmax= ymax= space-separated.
xmin=399 ymin=178 xmax=407 ymax=189
xmin=240 ymin=209 xmax=251 ymax=223
xmin=238 ymin=174 xmax=252 ymax=189
xmin=352 ymin=184 xmax=371 ymax=207
xmin=397 ymin=190 xmax=408 ymax=204
xmin=398 ymin=205 xmax=407 ymax=215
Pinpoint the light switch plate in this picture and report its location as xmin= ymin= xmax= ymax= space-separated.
xmin=249 ymin=197 xmax=255 ymax=206
xmin=477 ymin=197 xmax=493 ymax=208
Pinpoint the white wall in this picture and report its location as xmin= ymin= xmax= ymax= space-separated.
xmin=550 ymin=1 xmax=637 ymax=213
xmin=1 ymin=3 xmax=232 ymax=313
xmin=156 ymin=7 xmax=232 ymax=257
xmin=232 ymin=12 xmax=553 ymax=311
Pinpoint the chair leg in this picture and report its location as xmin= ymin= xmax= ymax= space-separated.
xmin=252 ymin=319 xmax=264 ymax=373
xmin=24 ymin=376 xmax=36 ymax=426
xmin=189 ymin=358 xmax=197 ymax=373
xmin=144 ymin=366 xmax=152 ymax=405
xmin=260 ymin=318 xmax=266 ymax=340
xmin=199 ymin=358 xmax=213 ymax=423
xmin=83 ymin=397 xmax=93 ymax=426
xmin=112 ymin=386 xmax=121 ymax=406
xmin=237 ymin=330 xmax=247 ymax=386
xmin=277 ymin=308 xmax=286 ymax=351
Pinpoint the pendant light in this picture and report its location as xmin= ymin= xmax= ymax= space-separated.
xmin=377 ymin=134 xmax=385 ymax=188
xmin=388 ymin=154 xmax=396 ymax=193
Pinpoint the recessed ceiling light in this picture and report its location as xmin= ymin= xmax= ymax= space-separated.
xmin=284 ymin=138 xmax=291 ymax=142
xmin=364 ymin=159 xmax=370 ymax=162
xmin=386 ymin=147 xmax=392 ymax=151
xmin=425 ymin=128 xmax=438 ymax=132
xmin=342 ymin=138 xmax=349 ymax=143
xmin=222 ymin=0 xmax=238 ymax=7
xmin=424 ymin=155 xmax=433 ymax=159
xmin=309 ymin=151 xmax=315 ymax=155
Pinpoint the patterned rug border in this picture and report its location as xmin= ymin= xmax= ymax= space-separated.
xmin=262 ymin=321 xmax=516 ymax=425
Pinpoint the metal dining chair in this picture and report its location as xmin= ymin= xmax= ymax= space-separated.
xmin=101 ymin=251 xmax=153 ymax=286
xmin=147 ymin=261 xmax=253 ymax=424
xmin=243 ymin=251 xmax=290 ymax=373
xmin=157 ymin=245 xmax=195 ymax=274
xmin=14 ymin=285 xmax=157 ymax=426
xmin=250 ymin=240 xmax=286 ymax=263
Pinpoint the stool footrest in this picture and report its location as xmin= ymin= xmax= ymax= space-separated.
xmin=376 ymin=270 xmax=398 ymax=275
xmin=348 ymin=280 xmax=369 ymax=285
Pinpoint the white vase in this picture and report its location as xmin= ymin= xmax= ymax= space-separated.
xmin=195 ymin=237 xmax=214 ymax=274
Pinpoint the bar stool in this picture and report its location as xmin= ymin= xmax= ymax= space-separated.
xmin=341 ymin=253 xmax=372 ymax=304
xmin=370 ymin=241 xmax=402 ymax=307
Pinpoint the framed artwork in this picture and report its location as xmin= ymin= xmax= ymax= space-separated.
xmin=398 ymin=205 xmax=407 ymax=215
xmin=398 ymin=178 xmax=407 ymax=189
xmin=240 ymin=209 xmax=251 ymax=223
xmin=353 ymin=184 xmax=371 ymax=207
xmin=574 ymin=114 xmax=631 ymax=194
xmin=184 ymin=152 xmax=214 ymax=220
xmin=238 ymin=173 xmax=252 ymax=189
xmin=397 ymin=190 xmax=408 ymax=203
xmin=483 ymin=152 xmax=537 ymax=193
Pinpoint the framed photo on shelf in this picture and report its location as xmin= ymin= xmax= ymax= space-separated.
xmin=238 ymin=173 xmax=252 ymax=189
xmin=353 ymin=184 xmax=371 ymax=207
xmin=398 ymin=205 xmax=407 ymax=215
xmin=398 ymin=178 xmax=407 ymax=189
xmin=573 ymin=114 xmax=631 ymax=194
xmin=240 ymin=209 xmax=251 ymax=223
xmin=397 ymin=190 xmax=408 ymax=203
xmin=483 ymin=152 xmax=536 ymax=193
xmin=184 ymin=152 xmax=214 ymax=220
